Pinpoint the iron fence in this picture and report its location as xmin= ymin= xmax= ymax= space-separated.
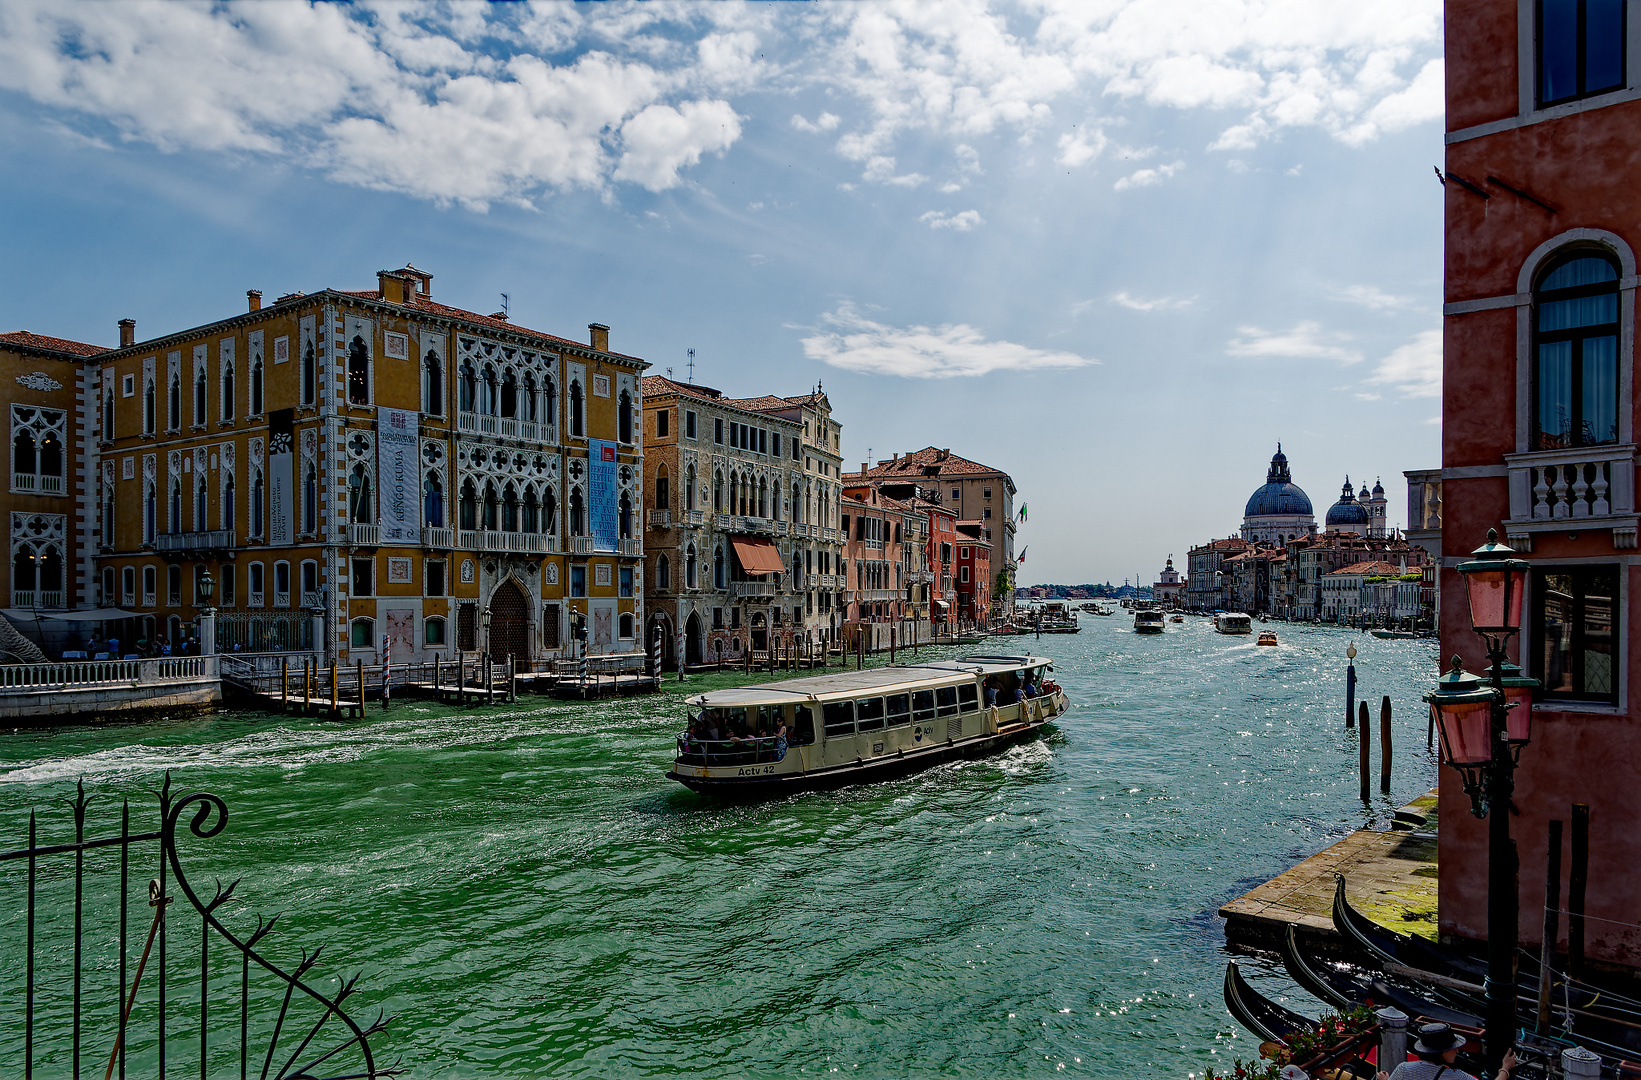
xmin=1 ymin=775 xmax=396 ymax=1079
xmin=214 ymin=614 xmax=314 ymax=654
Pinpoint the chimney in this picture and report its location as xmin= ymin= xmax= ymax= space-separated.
xmin=377 ymin=270 xmax=407 ymax=304
xmin=118 ymin=318 xmax=135 ymax=348
xmin=247 ymin=289 xmax=262 ymax=312
xmin=588 ymin=323 xmax=610 ymax=352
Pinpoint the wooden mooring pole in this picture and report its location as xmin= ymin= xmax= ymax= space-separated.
xmin=1379 ymin=696 xmax=1393 ymax=795
xmin=355 ymin=659 xmax=364 ymax=716
xmin=329 ymin=661 xmax=338 ymax=719
xmin=1536 ymin=818 xmax=1564 ymax=1033
xmin=1345 ymin=644 xmax=1358 ymax=727
xmin=281 ymin=656 xmax=289 ymax=713
xmin=1570 ymin=803 xmax=1589 ymax=980
xmin=1358 ymin=700 xmax=1371 ymax=803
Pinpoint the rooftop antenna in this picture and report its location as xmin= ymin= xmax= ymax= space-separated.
xmin=666 ymin=367 xmax=674 ymax=380
xmin=500 ymin=292 xmax=509 ymax=318
xmin=686 ymin=348 xmax=696 ymax=384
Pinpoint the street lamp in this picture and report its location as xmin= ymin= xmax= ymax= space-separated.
xmin=198 ymin=568 xmax=215 ymax=606
xmin=1423 ymin=528 xmax=1538 ymax=1070
xmin=481 ymin=606 xmax=492 ymax=659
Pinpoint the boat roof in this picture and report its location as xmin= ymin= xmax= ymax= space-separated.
xmin=686 ymin=655 xmax=1052 ymax=707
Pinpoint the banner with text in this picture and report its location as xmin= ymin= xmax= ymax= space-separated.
xmin=268 ymin=409 xmax=295 ymax=545
xmin=590 ymin=438 xmax=617 ymax=552
xmin=377 ymin=408 xmax=421 ymax=544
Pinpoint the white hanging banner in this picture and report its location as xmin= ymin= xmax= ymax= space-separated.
xmin=268 ymin=409 xmax=295 ymax=545
xmin=377 ymin=407 xmax=421 ymax=544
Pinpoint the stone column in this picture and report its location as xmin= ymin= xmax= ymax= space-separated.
xmin=198 ymin=608 xmax=217 ymax=656
xmin=308 ymin=606 xmax=327 ymax=661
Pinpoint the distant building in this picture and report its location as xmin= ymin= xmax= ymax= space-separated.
xmin=1241 ymin=445 xmax=1316 ymax=543
xmin=1323 ymin=476 xmax=1388 ymax=538
xmin=1152 ymin=555 xmax=1184 ymax=607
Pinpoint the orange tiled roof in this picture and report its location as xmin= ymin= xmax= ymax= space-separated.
xmin=862 ymin=446 xmax=1008 ymax=480
xmin=1329 ymin=560 xmax=1404 ymax=576
xmin=641 ymin=374 xmax=722 ymax=400
xmin=0 ymin=331 xmax=107 ymax=357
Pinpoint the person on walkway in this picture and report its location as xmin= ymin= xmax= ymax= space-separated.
xmin=1376 ymin=1024 xmax=1514 ymax=1080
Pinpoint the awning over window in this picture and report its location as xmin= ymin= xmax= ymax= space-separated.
xmin=932 ymin=600 xmax=950 ymax=613
xmin=730 ymin=536 xmax=786 ymax=576
xmin=2 ymin=607 xmax=140 ymax=622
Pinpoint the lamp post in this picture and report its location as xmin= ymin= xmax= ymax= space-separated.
xmin=480 ymin=605 xmax=492 ymax=662
xmin=1424 ymin=529 xmax=1538 ymax=1070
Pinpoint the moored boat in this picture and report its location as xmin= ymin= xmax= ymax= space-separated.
xmin=1215 ymin=612 xmax=1254 ymax=635
xmin=667 ymin=654 xmax=1067 ymax=797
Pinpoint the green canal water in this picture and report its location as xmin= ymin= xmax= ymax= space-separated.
xmin=1 ymin=618 xmax=1442 ymax=1078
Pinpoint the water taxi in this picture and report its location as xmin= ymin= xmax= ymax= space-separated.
xmin=1215 ymin=612 xmax=1254 ymax=635
xmin=1256 ymin=631 xmax=1279 ymax=646
xmin=667 ymin=654 xmax=1067 ymax=797
xmin=1133 ymin=609 xmax=1166 ymax=634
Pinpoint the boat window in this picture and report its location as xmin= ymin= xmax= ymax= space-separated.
xmin=792 ymin=706 xmax=816 ymax=745
xmin=756 ymin=704 xmax=784 ymax=733
xmin=935 ymin=686 xmax=959 ymax=717
xmin=912 ymin=689 xmax=936 ymax=724
xmin=885 ymin=693 xmax=911 ymax=727
xmin=823 ymin=700 xmax=856 ymax=737
xmin=856 ymin=696 xmax=886 ymax=731
xmin=958 ymin=683 xmax=978 ymax=710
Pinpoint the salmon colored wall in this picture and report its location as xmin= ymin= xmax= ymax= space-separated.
xmin=1445 ymin=0 xmax=1519 ymax=132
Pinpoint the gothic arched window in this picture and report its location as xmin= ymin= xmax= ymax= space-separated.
xmin=502 ymin=483 xmax=519 ymax=532
xmin=221 ymin=359 xmax=235 ymax=422
xmin=424 ymin=350 xmax=443 ymax=415
xmin=195 ymin=477 xmax=209 ymax=532
xmin=168 ymin=374 xmax=180 ymax=429
xmin=655 ymin=468 xmax=670 ymax=511
xmin=194 ymin=370 xmax=207 ymax=426
xmin=523 ymin=489 xmax=539 ymax=533
xmin=222 ymin=475 xmax=236 ymax=531
xmin=618 ymin=389 xmax=633 ymax=444
xmin=459 ymin=479 xmax=477 ymax=531
xmin=714 ymin=546 xmax=726 ymax=589
xmin=501 ymin=370 xmax=518 ymax=418
xmin=347 ymin=335 xmax=370 ymax=405
xmin=459 ymin=361 xmax=477 ymax=413
xmin=348 ymin=465 xmax=372 ymax=523
xmin=482 ymin=481 xmax=499 ymax=530
xmin=250 ymin=356 xmax=264 ymax=416
xmin=424 ymin=472 xmax=444 ymax=527
xmin=686 ymin=544 xmax=698 ymax=589
xmin=619 ymin=492 xmax=632 ymax=540
xmin=143 ymin=379 xmax=155 ymax=435
xmin=252 ymin=469 xmax=265 ymax=537
xmin=301 ymin=341 xmax=316 ymax=405
xmin=544 ymin=488 xmax=558 ymax=535
xmin=570 ymin=486 xmax=586 ymax=535
xmin=303 ymin=464 xmax=317 ymax=533
xmin=570 ymin=381 xmax=584 ymax=438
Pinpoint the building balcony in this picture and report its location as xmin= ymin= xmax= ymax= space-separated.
xmin=738 ymin=515 xmax=771 ymax=533
xmin=156 ymin=529 xmax=236 ymax=553
xmin=422 ymin=526 xmax=455 ymax=549
xmin=774 ymin=520 xmax=789 ymax=536
xmin=570 ymin=536 xmax=594 ymax=555
xmin=731 ymin=581 xmax=776 ymax=598
xmin=301 ymin=589 xmax=327 ymax=609
xmin=715 ymin=513 xmax=732 ymax=529
xmin=459 ymin=530 xmax=563 ymax=555
xmin=648 ymin=509 xmax=671 ymax=530
xmin=618 ymin=538 xmax=642 ymax=556
xmin=681 ymin=509 xmax=704 ymax=527
xmin=1504 ymin=443 xmax=1638 ymax=549
xmin=820 ymin=573 xmax=838 ymax=588
xmin=10 ymin=590 xmax=64 ymax=609
xmin=12 ymin=473 xmax=64 ymax=494
xmin=822 ymin=528 xmax=838 ymax=541
xmin=344 ymin=523 xmax=380 ymax=547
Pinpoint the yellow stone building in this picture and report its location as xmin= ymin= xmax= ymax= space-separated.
xmin=93 ymin=267 xmax=647 ymax=663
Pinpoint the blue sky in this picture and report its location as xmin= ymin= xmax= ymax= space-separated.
xmin=0 ymin=0 xmax=1445 ymax=585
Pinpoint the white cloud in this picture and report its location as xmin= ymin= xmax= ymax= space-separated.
xmin=920 ymin=209 xmax=985 ymax=231
xmin=1227 ymin=321 xmax=1362 ymax=364
xmin=614 ymin=99 xmax=742 ymax=191
xmin=1333 ymin=283 xmax=1416 ymax=310
xmin=863 ymin=155 xmax=929 ymax=187
xmin=1056 ymin=127 xmax=1109 ymax=166
xmin=1114 ymin=159 xmax=1183 ymax=190
xmin=1110 ymin=291 xmax=1193 ymax=311
xmin=799 ymin=302 xmax=1095 ymax=378
xmin=791 ymin=111 xmax=841 ymax=133
xmin=1364 ymin=328 xmax=1441 ymax=398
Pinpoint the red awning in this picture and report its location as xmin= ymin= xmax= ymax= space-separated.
xmin=731 ymin=536 xmax=786 ymax=575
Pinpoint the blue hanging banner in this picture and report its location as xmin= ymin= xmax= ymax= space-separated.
xmin=590 ymin=438 xmax=618 ymax=552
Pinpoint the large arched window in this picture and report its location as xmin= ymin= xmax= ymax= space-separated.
xmin=619 ymin=492 xmax=633 ymax=539
xmin=12 ymin=430 xmax=35 ymax=484
xmin=459 ymin=361 xmax=477 ymax=413
xmin=502 ymin=483 xmax=519 ymax=532
xmin=482 ymin=481 xmax=499 ymax=530
xmin=195 ymin=369 xmax=207 ymax=425
xmin=713 ymin=546 xmax=726 ymax=589
xmin=481 ymin=366 xmax=498 ymax=415
xmin=686 ymin=464 xmax=697 ymax=511
xmin=168 ymin=373 xmax=180 ymax=430
xmin=569 ymin=381 xmax=584 ymax=437
xmin=424 ymin=472 xmax=444 ymax=527
xmin=221 ymin=359 xmax=236 ymax=422
xmin=222 ymin=475 xmax=236 ymax=531
xmin=195 ymin=477 xmax=209 ymax=531
xmin=713 ymin=469 xmax=723 ymax=512
xmin=348 ymin=465 xmax=372 ymax=523
xmin=145 ymin=482 xmax=156 ymax=543
xmin=523 ymin=489 xmax=539 ymax=533
xmin=655 ymin=468 xmax=670 ymax=511
xmin=501 ymin=370 xmax=518 ymax=418
xmin=424 ymin=350 xmax=443 ymax=415
xmin=143 ymin=378 xmax=156 ymax=434
xmin=1534 ymin=252 xmax=1620 ymax=450
xmin=686 ymin=544 xmax=698 ymax=589
xmin=618 ymin=389 xmax=633 ymax=444
xmin=250 ymin=355 xmax=264 ymax=415
xmin=459 ymin=479 xmax=477 ymax=531
xmin=658 ymin=554 xmax=670 ymax=590
xmin=347 ymin=335 xmax=370 ymax=405
xmin=252 ymin=469 xmax=265 ymax=537
xmin=569 ymin=487 xmax=586 ymax=535
xmin=170 ymin=480 xmax=182 ymax=533
xmin=521 ymin=374 xmax=538 ymax=422
xmin=544 ymin=488 xmax=558 ymax=535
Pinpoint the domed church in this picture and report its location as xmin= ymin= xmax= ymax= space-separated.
xmin=1241 ymin=445 xmax=1317 ymax=544
xmin=1324 ymin=476 xmax=1388 ymax=537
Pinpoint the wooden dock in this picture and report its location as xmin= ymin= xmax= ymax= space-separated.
xmin=1220 ymin=789 xmax=1439 ymax=957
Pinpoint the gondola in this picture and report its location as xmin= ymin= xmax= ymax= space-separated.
xmin=1280 ymin=924 xmax=1482 ymax=1027
xmin=1333 ymin=877 xmax=1641 ymax=1064
xmin=1224 ymin=960 xmax=1314 ymax=1043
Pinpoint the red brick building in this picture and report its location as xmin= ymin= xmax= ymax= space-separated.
xmin=955 ymin=521 xmax=992 ymax=625
xmin=1441 ymin=0 xmax=1640 ymax=968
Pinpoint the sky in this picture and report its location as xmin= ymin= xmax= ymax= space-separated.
xmin=0 ymin=0 xmax=1446 ymax=586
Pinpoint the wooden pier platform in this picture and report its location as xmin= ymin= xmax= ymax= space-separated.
xmin=1220 ymin=789 xmax=1439 ymax=957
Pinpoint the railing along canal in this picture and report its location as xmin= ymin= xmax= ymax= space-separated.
xmin=0 ymin=656 xmax=213 ymax=689
xmin=2 ymin=776 xmax=395 ymax=1079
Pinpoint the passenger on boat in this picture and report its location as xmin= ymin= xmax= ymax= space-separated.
xmin=1021 ymin=675 xmax=1039 ymax=698
xmin=983 ymin=677 xmax=999 ymax=708
xmin=1375 ymin=1024 xmax=1513 ymax=1080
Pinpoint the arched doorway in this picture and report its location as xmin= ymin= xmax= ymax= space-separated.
xmin=685 ymin=611 xmax=703 ymax=666
xmin=488 ymin=578 xmax=530 ymax=663
xmin=750 ymin=611 xmax=767 ymax=653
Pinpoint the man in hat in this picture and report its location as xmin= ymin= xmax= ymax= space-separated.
xmin=1377 ymin=1023 xmax=1515 ymax=1080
